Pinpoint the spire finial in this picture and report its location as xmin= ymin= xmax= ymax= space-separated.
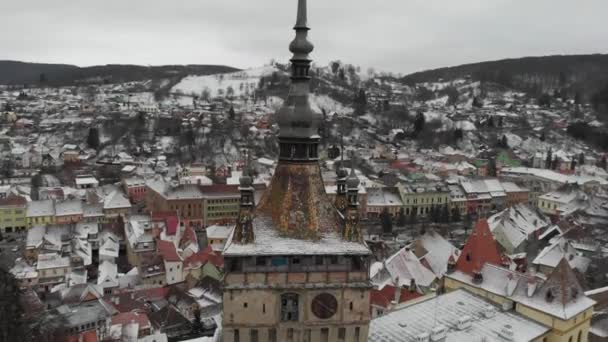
xmin=295 ymin=0 xmax=308 ymax=29
xmin=340 ymin=135 xmax=345 ymax=163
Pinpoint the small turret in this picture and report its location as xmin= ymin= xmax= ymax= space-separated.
xmin=233 ymin=150 xmax=255 ymax=244
xmin=343 ymin=166 xmax=362 ymax=241
xmin=335 ymin=140 xmax=348 ymax=213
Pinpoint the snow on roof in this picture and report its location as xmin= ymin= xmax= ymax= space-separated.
xmin=415 ymin=230 xmax=459 ymax=277
xmin=26 ymin=225 xmax=46 ymax=249
xmin=367 ymin=187 xmax=403 ymax=206
xmin=449 ymin=260 xmax=595 ymax=321
xmin=98 ymin=260 xmax=118 ymax=286
xmin=26 ymin=199 xmax=55 ymax=217
xmin=75 ymin=177 xmax=99 ymax=186
xmin=381 ymin=247 xmax=437 ymax=288
xmin=37 ymin=253 xmax=70 ymax=270
xmin=532 ymin=238 xmax=590 ymax=273
xmin=502 ymin=167 xmax=608 ymax=186
xmin=206 ymin=225 xmax=234 ymax=240
xmin=368 ymin=289 xmax=550 ymax=342
xmin=223 ymin=216 xmax=371 ymax=256
xmin=488 ymin=204 xmax=549 ymax=249
xmin=100 ymin=235 xmax=120 ymax=259
xmin=55 ymin=199 xmax=83 ymax=216
xmin=104 ymin=190 xmax=131 ymax=210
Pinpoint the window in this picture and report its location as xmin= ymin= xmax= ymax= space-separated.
xmin=578 ymin=331 xmax=582 ymax=342
xmin=243 ymin=302 xmax=248 ymax=308
xmin=315 ymin=256 xmax=324 ymax=266
xmin=321 ymin=328 xmax=329 ymax=342
xmin=233 ymin=329 xmax=240 ymax=342
xmin=338 ymin=328 xmax=346 ymax=342
xmin=263 ymin=304 xmax=266 ymax=313
xmin=287 ymin=328 xmax=294 ymax=341
xmin=350 ymin=301 xmax=354 ymax=311
xmin=280 ymin=293 xmax=299 ymax=322
xmin=303 ymin=329 xmax=311 ymax=342
xmin=355 ymin=327 xmax=361 ymax=342
xmin=250 ymin=329 xmax=258 ymax=342
xmin=330 ymin=256 xmax=339 ymax=264
xmin=268 ymin=328 xmax=277 ymax=342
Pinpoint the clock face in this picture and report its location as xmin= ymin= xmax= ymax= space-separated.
xmin=311 ymin=293 xmax=338 ymax=319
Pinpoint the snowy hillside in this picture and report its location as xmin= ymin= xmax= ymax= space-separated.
xmin=172 ymin=66 xmax=285 ymax=98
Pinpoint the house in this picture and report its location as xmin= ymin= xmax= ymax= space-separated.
xmin=366 ymin=187 xmax=403 ymax=218
xmin=157 ymin=239 xmax=184 ymax=285
xmin=205 ymin=225 xmax=233 ymax=252
xmin=123 ymin=177 xmax=147 ymax=203
xmin=75 ymin=176 xmax=99 ymax=189
xmin=124 ymin=215 xmax=157 ymax=267
xmin=102 ymin=189 xmax=131 ymax=220
xmin=55 ymin=200 xmax=84 ymax=224
xmin=26 ymin=199 xmax=56 ymax=227
xmin=409 ymin=228 xmax=460 ymax=278
xmin=397 ymin=182 xmax=450 ymax=218
xmin=371 ymin=246 xmax=438 ymax=291
xmin=444 ymin=220 xmax=596 ymax=342
xmin=487 ymin=204 xmax=550 ymax=255
xmin=36 ymin=253 xmax=71 ymax=292
xmin=368 ymin=288 xmax=551 ymax=342
xmin=0 ymin=195 xmax=27 ymax=233
xmin=532 ymin=237 xmax=591 ymax=275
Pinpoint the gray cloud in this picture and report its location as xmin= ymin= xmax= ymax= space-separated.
xmin=1 ymin=0 xmax=606 ymax=74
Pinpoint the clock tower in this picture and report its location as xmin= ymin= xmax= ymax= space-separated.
xmin=222 ymin=1 xmax=372 ymax=341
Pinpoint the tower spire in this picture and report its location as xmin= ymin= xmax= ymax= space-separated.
xmin=277 ymin=0 xmax=320 ymax=162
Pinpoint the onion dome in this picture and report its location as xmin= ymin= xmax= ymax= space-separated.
xmin=346 ymin=168 xmax=360 ymax=189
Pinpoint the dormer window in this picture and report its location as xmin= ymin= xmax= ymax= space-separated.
xmin=546 ymin=289 xmax=554 ymax=302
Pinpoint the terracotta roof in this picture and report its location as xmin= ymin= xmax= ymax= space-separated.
xmin=112 ymin=311 xmax=151 ymax=329
xmin=157 ymin=239 xmax=182 ymax=262
xmin=370 ymin=284 xmax=423 ymax=309
xmin=456 ymin=219 xmax=503 ymax=275
xmin=165 ymin=216 xmax=179 ymax=236
xmin=104 ymin=287 xmax=170 ymax=313
xmin=184 ymin=245 xmax=224 ymax=268
xmin=0 ymin=195 xmax=26 ymax=206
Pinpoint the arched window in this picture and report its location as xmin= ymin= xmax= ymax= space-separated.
xmin=281 ymin=293 xmax=299 ymax=322
xmin=578 ymin=330 xmax=582 ymax=342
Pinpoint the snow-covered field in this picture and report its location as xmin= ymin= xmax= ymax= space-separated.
xmin=172 ymin=66 xmax=284 ymax=98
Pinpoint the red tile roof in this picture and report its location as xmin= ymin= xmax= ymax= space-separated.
xmin=455 ymin=219 xmax=503 ymax=275
xmin=104 ymin=287 xmax=170 ymax=313
xmin=0 ymin=195 xmax=26 ymax=206
xmin=184 ymin=245 xmax=224 ymax=268
xmin=165 ymin=216 xmax=179 ymax=236
xmin=370 ymin=284 xmax=423 ymax=309
xmin=112 ymin=311 xmax=151 ymax=329
xmin=157 ymin=239 xmax=182 ymax=262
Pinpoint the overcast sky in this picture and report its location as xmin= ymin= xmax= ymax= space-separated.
xmin=1 ymin=0 xmax=607 ymax=75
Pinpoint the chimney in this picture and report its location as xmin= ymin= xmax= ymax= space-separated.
xmin=409 ymin=278 xmax=417 ymax=293
xmin=393 ymin=277 xmax=401 ymax=304
xmin=447 ymin=255 xmax=456 ymax=274
xmin=472 ymin=269 xmax=483 ymax=284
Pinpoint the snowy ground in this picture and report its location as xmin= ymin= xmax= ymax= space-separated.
xmin=172 ymin=66 xmax=283 ymax=98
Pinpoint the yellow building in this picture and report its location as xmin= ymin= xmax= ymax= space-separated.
xmin=26 ymin=200 xmax=56 ymax=227
xmin=0 ymin=196 xmax=27 ymax=233
xmin=537 ymin=191 xmax=578 ymax=216
xmin=397 ymin=182 xmax=450 ymax=217
xmin=444 ymin=259 xmax=595 ymax=342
